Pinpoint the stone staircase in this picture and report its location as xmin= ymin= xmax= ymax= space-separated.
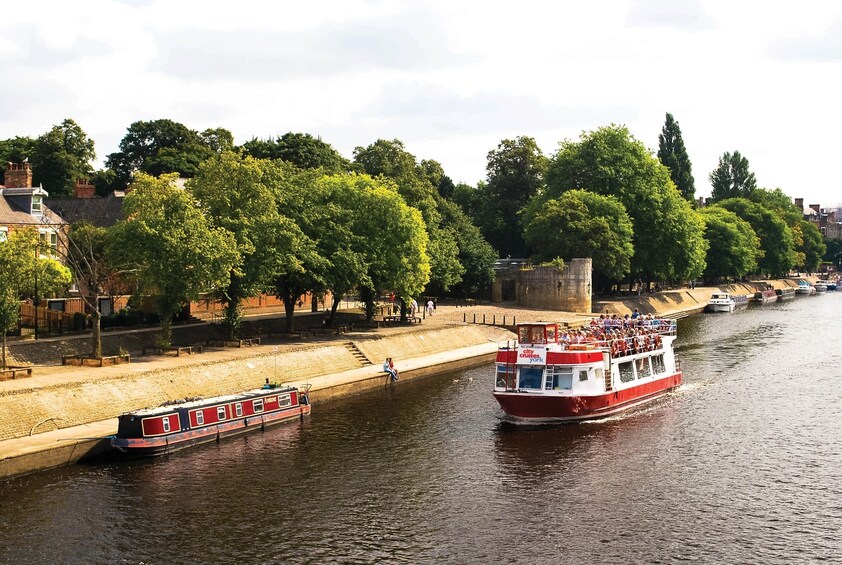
xmin=343 ymin=341 xmax=372 ymax=366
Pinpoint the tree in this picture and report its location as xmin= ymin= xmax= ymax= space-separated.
xmin=794 ymin=219 xmax=826 ymax=274
xmin=30 ymin=119 xmax=96 ymax=197
xmin=107 ymin=173 xmax=239 ymax=346
xmin=61 ymin=222 xmax=121 ymax=358
xmin=0 ymin=229 xmax=71 ymax=369
xmin=545 ymin=125 xmax=707 ymax=286
xmin=709 ymin=151 xmax=757 ymax=202
xmin=522 ymin=189 xmax=634 ymax=286
xmin=698 ymin=206 xmax=761 ymax=282
xmin=242 ymin=132 xmax=351 ymax=173
xmin=0 ymin=137 xmax=37 ymax=181
xmin=105 ymin=119 xmax=227 ymax=189
xmin=483 ymin=136 xmax=547 ymax=257
xmin=657 ymin=112 xmax=695 ymax=202
xmin=437 ymin=199 xmax=497 ymax=297
xmin=188 ymin=153 xmax=302 ymax=337
xmin=717 ymin=198 xmax=795 ymax=277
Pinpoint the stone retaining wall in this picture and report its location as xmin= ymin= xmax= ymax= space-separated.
xmin=0 ymin=325 xmax=497 ymax=443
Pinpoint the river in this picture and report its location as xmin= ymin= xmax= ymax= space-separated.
xmin=2 ymin=294 xmax=841 ymax=564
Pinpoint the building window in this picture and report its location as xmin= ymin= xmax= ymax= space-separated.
xmin=0 ymin=227 xmax=7 ymax=242
xmin=38 ymin=229 xmax=58 ymax=258
xmin=31 ymin=195 xmax=42 ymax=215
xmin=253 ymin=399 xmax=265 ymax=413
xmin=217 ymin=406 xmax=226 ymax=420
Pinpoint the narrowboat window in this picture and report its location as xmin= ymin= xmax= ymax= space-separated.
xmin=217 ymin=406 xmax=226 ymax=420
xmin=619 ymin=361 xmax=634 ymax=383
xmin=196 ymin=411 xmax=204 ymax=425
xmin=544 ymin=366 xmax=573 ymax=390
xmin=235 ymin=403 xmax=243 ymax=417
xmin=579 ymin=370 xmax=588 ymax=382
xmin=651 ymin=354 xmax=666 ymax=374
xmin=518 ymin=366 xmax=544 ymax=390
xmin=496 ymin=364 xmax=515 ymax=387
xmin=253 ymin=399 xmax=265 ymax=413
xmin=636 ymin=357 xmax=652 ymax=378
xmin=162 ymin=417 xmax=171 ymax=433
xmin=277 ymin=394 xmax=291 ymax=407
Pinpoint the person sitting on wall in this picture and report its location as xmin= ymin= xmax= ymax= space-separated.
xmin=383 ymin=357 xmax=399 ymax=381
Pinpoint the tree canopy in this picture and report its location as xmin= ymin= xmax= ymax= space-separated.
xmin=545 ymin=125 xmax=707 ymax=284
xmin=657 ymin=112 xmax=695 ymax=202
xmin=107 ymin=172 xmax=239 ymax=345
xmin=29 ymin=119 xmax=96 ymax=197
xmin=241 ymin=132 xmax=352 ymax=173
xmin=698 ymin=206 xmax=761 ymax=282
xmin=709 ymin=150 xmax=757 ymax=202
xmin=717 ymin=198 xmax=795 ymax=277
xmin=522 ymin=189 xmax=634 ymax=284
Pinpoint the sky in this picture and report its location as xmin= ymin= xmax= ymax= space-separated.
xmin=1 ymin=0 xmax=841 ymax=208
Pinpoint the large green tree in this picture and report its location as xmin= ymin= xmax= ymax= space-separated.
xmin=107 ymin=173 xmax=239 ymax=346
xmin=709 ymin=150 xmax=757 ymax=202
xmin=105 ymin=119 xmax=229 ymax=189
xmin=717 ymin=198 xmax=795 ymax=277
xmin=794 ymin=219 xmax=826 ymax=274
xmin=481 ymin=136 xmax=547 ymax=257
xmin=241 ymin=132 xmax=351 ymax=173
xmin=657 ymin=113 xmax=695 ymax=202
xmin=698 ymin=206 xmax=761 ymax=282
xmin=30 ymin=119 xmax=96 ymax=197
xmin=522 ymin=189 xmax=634 ymax=286
xmin=546 ymin=125 xmax=707 ymax=286
xmin=188 ymin=153 xmax=302 ymax=337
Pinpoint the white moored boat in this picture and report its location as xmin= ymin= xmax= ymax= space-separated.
xmin=706 ymin=292 xmax=736 ymax=313
xmin=492 ymin=318 xmax=681 ymax=423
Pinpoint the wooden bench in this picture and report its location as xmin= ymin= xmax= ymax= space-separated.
xmin=62 ymin=354 xmax=131 ymax=367
xmin=143 ymin=345 xmax=203 ymax=357
xmin=0 ymin=367 xmax=33 ymax=381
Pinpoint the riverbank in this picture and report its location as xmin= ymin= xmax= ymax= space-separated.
xmin=0 ymin=278 xmax=816 ymax=480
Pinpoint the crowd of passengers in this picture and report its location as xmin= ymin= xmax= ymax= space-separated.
xmin=553 ymin=312 xmax=672 ymax=358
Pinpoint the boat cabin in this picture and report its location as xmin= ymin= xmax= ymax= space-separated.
xmin=517 ymin=323 xmax=559 ymax=345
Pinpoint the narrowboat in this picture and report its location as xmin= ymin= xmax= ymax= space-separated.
xmin=111 ymin=382 xmax=311 ymax=457
xmin=492 ymin=319 xmax=681 ymax=423
xmin=752 ymin=289 xmax=778 ymax=303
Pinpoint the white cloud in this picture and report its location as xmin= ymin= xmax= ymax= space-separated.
xmin=1 ymin=0 xmax=841 ymax=207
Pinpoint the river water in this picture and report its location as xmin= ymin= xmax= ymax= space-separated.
xmin=2 ymin=294 xmax=841 ymax=564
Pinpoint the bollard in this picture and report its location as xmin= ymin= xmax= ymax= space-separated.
xmin=513 ymin=316 xmax=516 ymax=326
xmin=473 ymin=313 xmax=476 ymax=324
xmin=483 ymin=314 xmax=486 ymax=324
xmin=463 ymin=313 xmax=466 ymax=322
xmin=503 ymin=315 xmax=506 ymax=326
xmin=493 ymin=314 xmax=496 ymax=325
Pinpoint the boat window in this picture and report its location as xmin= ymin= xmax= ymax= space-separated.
xmin=619 ymin=361 xmax=634 ymax=383
xmin=277 ymin=394 xmax=291 ymax=407
xmin=544 ymin=366 xmax=573 ymax=390
xmin=546 ymin=326 xmax=557 ymax=342
xmin=162 ymin=417 xmax=171 ymax=433
xmin=195 ymin=411 xmax=204 ymax=425
xmin=253 ymin=399 xmax=265 ymax=413
xmin=529 ymin=327 xmax=546 ymax=344
xmin=636 ymin=357 xmax=651 ymax=378
xmin=595 ymin=368 xmax=604 ymax=382
xmin=496 ymin=364 xmax=515 ymax=387
xmin=235 ymin=403 xmax=243 ymax=417
xmin=651 ymin=354 xmax=666 ymax=374
xmin=518 ymin=366 xmax=544 ymax=390
xmin=217 ymin=406 xmax=226 ymax=421
xmin=517 ymin=326 xmax=530 ymax=342
xmin=579 ymin=370 xmax=588 ymax=382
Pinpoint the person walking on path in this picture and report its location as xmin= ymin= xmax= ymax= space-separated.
xmin=426 ymin=299 xmax=434 ymax=316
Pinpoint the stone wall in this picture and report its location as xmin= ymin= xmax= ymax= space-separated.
xmin=515 ymin=259 xmax=592 ymax=313
xmin=0 ymin=325 xmax=499 ymax=443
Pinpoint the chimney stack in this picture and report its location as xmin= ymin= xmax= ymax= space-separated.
xmin=3 ymin=162 xmax=32 ymax=188
xmin=74 ymin=178 xmax=96 ymax=199
xmin=794 ymin=198 xmax=804 ymax=211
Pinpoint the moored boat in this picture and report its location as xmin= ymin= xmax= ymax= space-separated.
xmin=492 ymin=318 xmax=681 ymax=423
xmin=111 ymin=382 xmax=311 ymax=457
xmin=795 ymin=281 xmax=816 ymax=295
xmin=776 ymin=288 xmax=796 ymax=301
xmin=752 ymin=289 xmax=778 ymax=303
xmin=814 ymin=280 xmax=830 ymax=292
xmin=706 ymin=292 xmax=736 ymax=313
